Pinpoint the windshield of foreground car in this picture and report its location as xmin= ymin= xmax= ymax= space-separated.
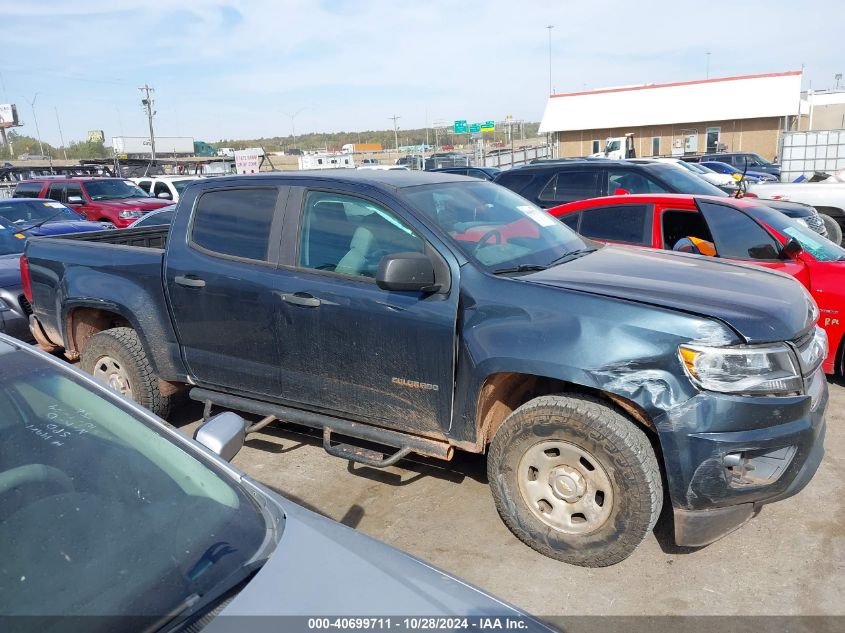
xmin=751 ymin=205 xmax=845 ymax=262
xmin=0 ymin=347 xmax=267 ymax=623
xmin=644 ymin=163 xmax=728 ymax=196
xmin=402 ymin=181 xmax=592 ymax=270
xmin=0 ymin=200 xmax=81 ymax=225
xmin=85 ymin=179 xmax=150 ymax=200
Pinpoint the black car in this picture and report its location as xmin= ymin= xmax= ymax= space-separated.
xmin=424 ymin=152 xmax=470 ymax=170
xmin=428 ymin=166 xmax=501 ymax=181
xmin=493 ymin=159 xmax=817 ymax=230
xmin=699 ymin=152 xmax=781 ymax=178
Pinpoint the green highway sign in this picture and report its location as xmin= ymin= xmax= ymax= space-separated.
xmin=481 ymin=120 xmax=495 ymax=132
xmin=469 ymin=123 xmax=482 ymax=133
xmin=453 ymin=119 xmax=467 ymax=133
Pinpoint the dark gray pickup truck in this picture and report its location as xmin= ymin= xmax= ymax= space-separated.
xmin=22 ymin=171 xmax=828 ymax=567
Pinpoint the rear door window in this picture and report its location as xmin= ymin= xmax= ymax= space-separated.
xmin=136 ymin=180 xmax=151 ymax=193
xmin=190 ymin=188 xmax=282 ymax=262
xmin=697 ymin=200 xmax=781 ymax=260
xmin=495 ymin=172 xmax=534 ymax=194
xmin=661 ymin=209 xmax=714 ymax=250
xmin=13 ymin=182 xmax=43 ymax=198
xmin=578 ymin=204 xmax=651 ymax=245
xmin=537 ymin=170 xmax=601 ymax=204
xmin=607 ymin=169 xmax=669 ymax=194
xmin=47 ymin=183 xmax=66 ymax=203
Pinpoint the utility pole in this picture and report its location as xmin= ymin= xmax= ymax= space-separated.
xmin=389 ymin=114 xmax=400 ymax=163
xmin=139 ymin=83 xmax=156 ymax=162
xmin=285 ymin=107 xmax=306 ymax=149
xmin=25 ymin=93 xmax=45 ymax=158
xmin=706 ymin=51 xmax=711 ymax=79
xmin=55 ymin=107 xmax=68 ymax=160
xmin=546 ymin=25 xmax=554 ymax=95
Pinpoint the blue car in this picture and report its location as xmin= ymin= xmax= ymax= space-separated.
xmin=701 ymin=160 xmax=778 ymax=183
xmin=0 ymin=198 xmax=109 ymax=340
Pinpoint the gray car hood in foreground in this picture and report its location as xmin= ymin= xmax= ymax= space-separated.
xmin=524 ymin=245 xmax=813 ymax=344
xmin=207 ymin=482 xmax=551 ymax=632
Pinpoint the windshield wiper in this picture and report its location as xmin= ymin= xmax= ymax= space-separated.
xmin=546 ymin=247 xmax=597 ymax=268
xmin=491 ymin=263 xmax=549 ymax=275
xmin=14 ymin=209 xmax=73 ymax=232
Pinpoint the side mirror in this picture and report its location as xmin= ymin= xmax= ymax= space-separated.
xmin=782 ymin=237 xmax=803 ymax=260
xmin=157 ymin=192 xmax=172 ymax=199
xmin=376 ymin=252 xmax=437 ymax=292
xmin=194 ymin=411 xmax=247 ymax=461
xmin=67 ymin=195 xmax=84 ymax=205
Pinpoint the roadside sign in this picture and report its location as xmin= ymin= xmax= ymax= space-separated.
xmin=469 ymin=123 xmax=482 ymax=133
xmin=481 ymin=120 xmax=495 ymax=132
xmin=234 ymin=149 xmax=261 ymax=174
xmin=454 ymin=120 xmax=467 ymax=134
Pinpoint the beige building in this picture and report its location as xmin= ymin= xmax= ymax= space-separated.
xmin=539 ymin=71 xmax=802 ymax=160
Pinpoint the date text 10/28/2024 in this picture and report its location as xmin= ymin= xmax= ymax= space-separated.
xmin=307 ymin=618 xmax=532 ymax=630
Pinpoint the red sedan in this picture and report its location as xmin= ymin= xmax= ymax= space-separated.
xmin=550 ymin=194 xmax=845 ymax=375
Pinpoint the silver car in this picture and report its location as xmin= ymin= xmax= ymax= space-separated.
xmin=0 ymin=335 xmax=551 ymax=633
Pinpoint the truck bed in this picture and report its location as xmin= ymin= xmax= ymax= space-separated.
xmin=54 ymin=225 xmax=169 ymax=249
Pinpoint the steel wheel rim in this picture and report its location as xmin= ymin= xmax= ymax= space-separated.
xmin=92 ymin=355 xmax=134 ymax=398
xmin=517 ymin=440 xmax=614 ymax=534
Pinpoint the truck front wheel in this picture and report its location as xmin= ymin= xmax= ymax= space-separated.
xmin=487 ymin=394 xmax=662 ymax=567
xmin=80 ymin=327 xmax=172 ymax=418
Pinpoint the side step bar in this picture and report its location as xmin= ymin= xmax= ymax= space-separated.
xmin=190 ymin=387 xmax=453 ymax=466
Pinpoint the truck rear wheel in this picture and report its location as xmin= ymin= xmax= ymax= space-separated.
xmin=80 ymin=327 xmax=171 ymax=418
xmin=487 ymin=394 xmax=662 ymax=567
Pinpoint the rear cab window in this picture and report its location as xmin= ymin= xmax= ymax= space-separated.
xmin=13 ymin=182 xmax=44 ymax=198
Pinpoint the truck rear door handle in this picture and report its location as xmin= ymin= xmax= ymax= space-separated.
xmin=280 ymin=292 xmax=321 ymax=307
xmin=174 ymin=275 xmax=206 ymax=288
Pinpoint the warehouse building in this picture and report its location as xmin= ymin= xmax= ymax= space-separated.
xmin=539 ymin=70 xmax=802 ymax=160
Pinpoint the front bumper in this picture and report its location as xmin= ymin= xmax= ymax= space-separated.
xmin=655 ymin=369 xmax=828 ymax=546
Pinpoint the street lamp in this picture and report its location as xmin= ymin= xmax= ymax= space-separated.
xmin=285 ymin=108 xmax=306 ymax=149
xmin=24 ymin=93 xmax=46 ymax=158
xmin=546 ymin=25 xmax=554 ymax=96
xmin=836 ymin=74 xmax=842 ymax=90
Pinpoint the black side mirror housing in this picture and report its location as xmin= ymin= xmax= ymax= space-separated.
xmin=376 ymin=252 xmax=438 ymax=292
xmin=782 ymin=237 xmax=803 ymax=260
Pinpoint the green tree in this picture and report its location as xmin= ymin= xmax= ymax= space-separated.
xmin=66 ymin=140 xmax=109 ymax=159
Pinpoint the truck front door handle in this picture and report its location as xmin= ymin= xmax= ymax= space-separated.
xmin=280 ymin=292 xmax=321 ymax=307
xmin=174 ymin=275 xmax=206 ymax=288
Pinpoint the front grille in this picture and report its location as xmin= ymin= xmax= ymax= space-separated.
xmin=18 ymin=295 xmax=32 ymax=316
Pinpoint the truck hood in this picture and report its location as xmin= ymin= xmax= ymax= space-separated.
xmin=211 ymin=488 xmax=545 ymax=627
xmin=89 ymin=198 xmax=171 ymax=211
xmin=524 ymin=246 xmax=814 ymax=343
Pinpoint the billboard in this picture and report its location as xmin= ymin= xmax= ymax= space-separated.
xmin=87 ymin=130 xmax=105 ymax=143
xmin=0 ymin=104 xmax=19 ymax=129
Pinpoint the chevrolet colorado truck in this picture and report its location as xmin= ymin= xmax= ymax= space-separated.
xmin=22 ymin=171 xmax=828 ymax=567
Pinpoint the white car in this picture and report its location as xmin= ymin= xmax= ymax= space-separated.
xmin=650 ymin=157 xmax=738 ymax=189
xmin=131 ymin=176 xmax=201 ymax=202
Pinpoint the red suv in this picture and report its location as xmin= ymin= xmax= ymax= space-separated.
xmin=13 ymin=178 xmax=172 ymax=228
xmin=551 ymin=194 xmax=845 ymax=374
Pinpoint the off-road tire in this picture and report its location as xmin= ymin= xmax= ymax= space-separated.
xmin=820 ymin=214 xmax=843 ymax=245
xmin=80 ymin=327 xmax=172 ymax=418
xmin=487 ymin=394 xmax=662 ymax=567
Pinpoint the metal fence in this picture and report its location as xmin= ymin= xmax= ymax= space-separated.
xmin=481 ymin=145 xmax=551 ymax=169
xmin=779 ymin=129 xmax=845 ymax=181
xmin=0 ymin=183 xmax=14 ymax=199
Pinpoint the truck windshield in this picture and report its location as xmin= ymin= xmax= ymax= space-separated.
xmin=402 ymin=181 xmax=591 ymax=270
xmin=0 ymin=345 xmax=268 ymax=623
xmin=606 ymin=140 xmax=621 ymax=152
xmin=0 ymin=200 xmax=81 ymax=225
xmin=85 ymin=179 xmax=150 ymax=200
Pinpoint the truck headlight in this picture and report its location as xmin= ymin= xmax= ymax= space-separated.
xmin=679 ymin=343 xmax=802 ymax=395
xmin=118 ymin=210 xmax=143 ymax=219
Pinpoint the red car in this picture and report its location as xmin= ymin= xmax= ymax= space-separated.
xmin=550 ymin=194 xmax=845 ymax=375
xmin=13 ymin=178 xmax=172 ymax=228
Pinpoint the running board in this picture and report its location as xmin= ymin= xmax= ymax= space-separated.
xmin=190 ymin=387 xmax=453 ymax=466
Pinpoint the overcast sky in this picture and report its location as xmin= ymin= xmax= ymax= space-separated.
xmin=1 ymin=0 xmax=843 ymax=146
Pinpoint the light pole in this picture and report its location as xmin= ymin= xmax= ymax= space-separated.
xmin=836 ymin=73 xmax=843 ymax=90
xmin=25 ymin=93 xmax=46 ymax=158
xmin=706 ymin=51 xmax=711 ymax=79
xmin=546 ymin=25 xmax=554 ymax=95
xmin=389 ymin=114 xmax=400 ymax=163
xmin=55 ymin=107 xmax=68 ymax=160
xmin=285 ymin=107 xmax=306 ymax=149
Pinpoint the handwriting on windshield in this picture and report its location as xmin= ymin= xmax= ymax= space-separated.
xmin=24 ymin=403 xmax=97 ymax=447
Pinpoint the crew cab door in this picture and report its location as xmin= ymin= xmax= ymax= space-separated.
xmin=273 ymin=186 xmax=458 ymax=437
xmin=164 ymin=185 xmax=289 ymax=395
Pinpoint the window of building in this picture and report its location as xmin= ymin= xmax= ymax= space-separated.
xmin=298 ymin=191 xmax=424 ymax=278
xmin=579 ymin=204 xmax=650 ymax=245
xmin=191 ymin=188 xmax=279 ymax=261
xmin=591 ymin=139 xmax=601 ymax=154
xmin=538 ymin=171 xmax=602 ymax=204
xmin=652 ymin=137 xmax=660 ymax=157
